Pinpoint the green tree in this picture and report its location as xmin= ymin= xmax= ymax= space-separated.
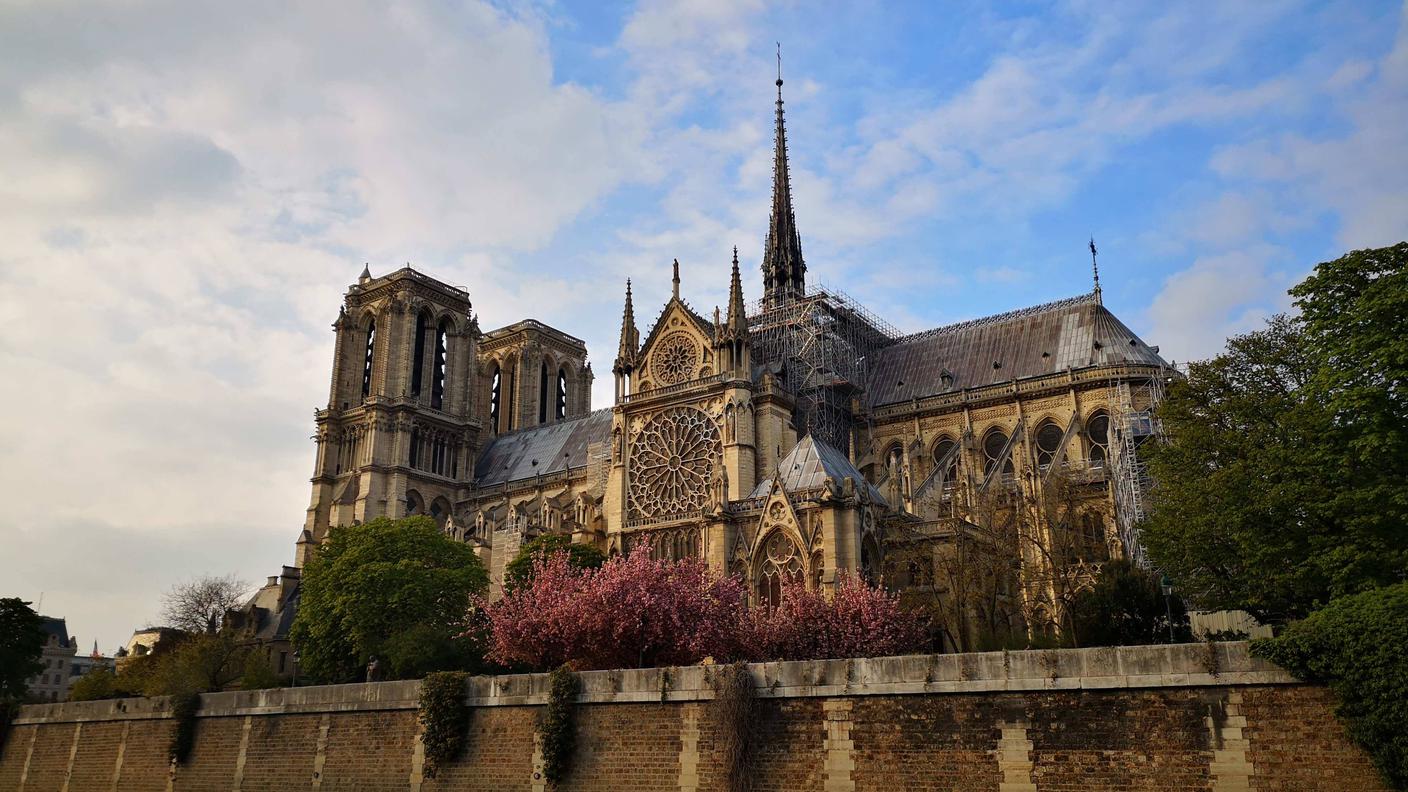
xmin=503 ymin=533 xmax=605 ymax=590
xmin=1069 ymin=560 xmax=1189 ymax=647
xmin=1252 ymin=583 xmax=1408 ymax=789
xmin=0 ymin=598 xmax=45 ymax=703
xmin=67 ymin=667 xmax=122 ymax=702
xmin=1142 ymin=242 xmax=1408 ymax=622
xmin=290 ymin=516 xmax=488 ymax=682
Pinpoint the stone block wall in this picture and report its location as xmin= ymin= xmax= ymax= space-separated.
xmin=0 ymin=643 xmax=1389 ymax=792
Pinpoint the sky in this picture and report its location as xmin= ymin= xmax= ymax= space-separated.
xmin=0 ymin=0 xmax=1404 ymax=653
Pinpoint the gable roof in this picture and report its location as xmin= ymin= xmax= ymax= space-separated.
xmin=637 ymin=297 xmax=715 ymax=361
xmin=866 ymin=292 xmax=1169 ymax=407
xmin=473 ymin=409 xmax=613 ymax=487
xmin=750 ymin=434 xmax=887 ymax=506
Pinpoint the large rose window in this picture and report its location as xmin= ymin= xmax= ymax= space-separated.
xmin=628 ymin=406 xmax=720 ymax=519
xmin=651 ymin=333 xmax=701 ymax=386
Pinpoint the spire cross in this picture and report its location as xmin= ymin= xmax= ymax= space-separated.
xmin=1089 ymin=236 xmax=1101 ymax=296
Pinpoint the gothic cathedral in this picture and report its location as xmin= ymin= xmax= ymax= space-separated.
xmin=290 ymin=75 xmax=1175 ymax=649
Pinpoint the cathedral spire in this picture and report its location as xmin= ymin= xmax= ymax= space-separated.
xmin=761 ymin=46 xmax=806 ymax=308
xmin=614 ymin=279 xmax=639 ymax=373
xmin=727 ymin=246 xmax=748 ymax=334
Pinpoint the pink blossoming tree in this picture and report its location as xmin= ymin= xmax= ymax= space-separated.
xmin=740 ymin=575 xmax=930 ymax=662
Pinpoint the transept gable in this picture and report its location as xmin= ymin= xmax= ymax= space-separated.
xmin=635 ymin=298 xmax=718 ymax=392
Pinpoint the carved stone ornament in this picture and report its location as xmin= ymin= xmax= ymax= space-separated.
xmin=627 ymin=405 xmax=721 ymax=519
xmin=650 ymin=332 xmax=701 ymax=386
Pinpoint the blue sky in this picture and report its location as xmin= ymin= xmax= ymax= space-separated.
xmin=0 ymin=0 xmax=1404 ymax=651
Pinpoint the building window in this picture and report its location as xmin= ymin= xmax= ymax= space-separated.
xmin=757 ymin=530 xmax=803 ymax=609
xmin=278 ymin=652 xmax=287 ymax=674
xmin=431 ymin=319 xmax=449 ymax=410
xmin=538 ymin=362 xmax=549 ymax=424
xmin=982 ymin=428 xmax=1014 ymax=477
xmin=556 ymin=368 xmax=568 ymax=420
xmin=932 ymin=437 xmax=958 ymax=489
xmin=361 ymin=317 xmax=377 ymax=398
xmin=489 ymin=365 xmax=501 ymax=433
xmin=411 ymin=311 xmax=429 ymax=397
xmin=1035 ymin=421 xmax=1064 ymax=469
xmin=1087 ymin=412 xmax=1110 ymax=467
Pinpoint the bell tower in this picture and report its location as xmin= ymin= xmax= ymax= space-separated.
xmin=301 ymin=265 xmax=483 ymax=562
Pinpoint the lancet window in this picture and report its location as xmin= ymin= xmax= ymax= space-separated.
xmin=1087 ymin=411 xmax=1110 ymax=468
xmin=756 ymin=529 xmax=803 ymax=608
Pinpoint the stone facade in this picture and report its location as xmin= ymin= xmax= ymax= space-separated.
xmin=284 ymin=74 xmax=1178 ymax=645
xmin=0 ymin=644 xmax=1389 ymax=792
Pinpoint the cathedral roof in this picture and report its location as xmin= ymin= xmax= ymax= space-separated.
xmin=750 ymin=434 xmax=887 ymax=505
xmin=865 ymin=292 xmax=1170 ymax=407
xmin=473 ymin=408 xmax=613 ymax=487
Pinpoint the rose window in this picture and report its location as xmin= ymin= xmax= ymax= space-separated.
xmin=627 ymin=406 xmax=720 ymax=519
xmin=651 ymin=333 xmax=701 ymax=386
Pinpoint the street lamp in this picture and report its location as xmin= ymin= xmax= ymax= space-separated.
xmin=292 ymin=650 xmax=300 ymax=688
xmin=1160 ymin=575 xmax=1176 ymax=643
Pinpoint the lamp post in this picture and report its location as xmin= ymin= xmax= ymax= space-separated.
xmin=292 ymin=650 xmax=300 ymax=688
xmin=1160 ymin=575 xmax=1176 ymax=643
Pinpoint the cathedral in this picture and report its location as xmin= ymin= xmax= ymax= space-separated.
xmin=268 ymin=74 xmax=1175 ymax=651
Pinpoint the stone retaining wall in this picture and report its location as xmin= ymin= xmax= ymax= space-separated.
xmin=0 ymin=643 xmax=1388 ymax=791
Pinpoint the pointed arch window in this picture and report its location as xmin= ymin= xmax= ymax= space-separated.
xmin=982 ymin=428 xmax=1014 ymax=477
xmin=361 ymin=317 xmax=377 ymax=398
xmin=538 ymin=362 xmax=549 ymax=424
xmin=556 ymin=368 xmax=568 ymax=420
xmin=932 ymin=437 xmax=959 ymax=488
xmin=1087 ymin=412 xmax=1110 ymax=468
xmin=1035 ymin=421 xmax=1064 ymax=470
xmin=489 ymin=365 xmax=502 ymax=434
xmin=757 ymin=530 xmax=803 ymax=609
xmin=431 ymin=319 xmax=449 ymax=410
xmin=411 ymin=311 xmax=430 ymax=398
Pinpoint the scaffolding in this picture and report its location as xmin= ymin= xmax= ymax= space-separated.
xmin=748 ymin=284 xmax=899 ymax=455
xmin=1106 ymin=373 xmax=1168 ymax=566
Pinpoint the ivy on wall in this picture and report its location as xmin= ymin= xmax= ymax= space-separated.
xmin=418 ymin=671 xmax=470 ymax=779
xmin=539 ymin=666 xmax=579 ymax=785
xmin=168 ymin=692 xmax=201 ymax=764
xmin=710 ymin=663 xmax=757 ymax=792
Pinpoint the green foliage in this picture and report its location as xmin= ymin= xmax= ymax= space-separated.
xmin=1069 ymin=560 xmax=1190 ymax=647
xmin=709 ymin=663 xmax=756 ymax=792
xmin=67 ymin=667 xmax=123 ymax=702
xmin=0 ymin=598 xmax=46 ymax=703
xmin=418 ymin=671 xmax=470 ymax=779
xmin=1143 ymin=243 xmax=1408 ymax=622
xmin=143 ymin=633 xmax=249 ymax=696
xmin=289 ymin=516 xmax=489 ymax=683
xmin=237 ymin=652 xmax=282 ymax=691
xmin=1252 ymin=583 xmax=1408 ymax=789
xmin=168 ymin=691 xmax=202 ymax=765
xmin=503 ymin=534 xmax=605 ymax=590
xmin=539 ymin=665 xmax=579 ymax=785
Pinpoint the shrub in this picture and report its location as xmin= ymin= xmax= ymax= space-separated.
xmin=67 ymin=667 xmax=124 ymax=701
xmin=168 ymin=691 xmax=202 ymax=764
xmin=540 ymin=666 xmax=579 ymax=784
xmin=1252 ymin=583 xmax=1408 ymax=789
xmin=1068 ymin=560 xmax=1191 ymax=647
xmin=741 ymin=575 xmax=929 ymax=662
xmin=480 ymin=548 xmax=745 ymax=670
xmin=504 ymin=534 xmax=605 ymax=590
xmin=418 ymin=671 xmax=470 ymax=779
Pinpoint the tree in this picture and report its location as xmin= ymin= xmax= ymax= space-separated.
xmin=161 ymin=574 xmax=251 ymax=635
xmin=1252 ymin=583 xmax=1408 ymax=789
xmin=1068 ymin=560 xmax=1189 ymax=647
xmin=0 ymin=598 xmax=45 ymax=702
xmin=290 ymin=516 xmax=489 ymax=682
xmin=742 ymin=575 xmax=930 ymax=662
xmin=481 ymin=548 xmax=744 ymax=671
xmin=503 ymin=533 xmax=605 ymax=590
xmin=67 ymin=667 xmax=122 ymax=702
xmin=1143 ymin=243 xmax=1408 ymax=622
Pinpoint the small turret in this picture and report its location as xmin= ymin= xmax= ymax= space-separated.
xmin=613 ymin=280 xmax=641 ymax=399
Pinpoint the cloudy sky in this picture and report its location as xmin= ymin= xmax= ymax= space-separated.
xmin=1 ymin=0 xmax=1404 ymax=652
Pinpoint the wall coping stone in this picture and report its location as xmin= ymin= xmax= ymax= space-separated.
xmin=13 ymin=642 xmax=1297 ymax=725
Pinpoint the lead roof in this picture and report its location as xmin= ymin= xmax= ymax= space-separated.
xmin=473 ymin=408 xmax=613 ymax=487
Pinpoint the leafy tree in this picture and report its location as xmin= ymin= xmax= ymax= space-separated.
xmin=0 ymin=599 xmax=45 ymax=703
xmin=1068 ymin=560 xmax=1190 ymax=647
xmin=482 ymin=548 xmax=744 ymax=671
xmin=290 ymin=516 xmax=488 ymax=682
xmin=503 ymin=533 xmax=605 ymax=590
xmin=741 ymin=575 xmax=930 ymax=662
xmin=1143 ymin=242 xmax=1408 ymax=621
xmin=161 ymin=574 xmax=251 ymax=635
xmin=1252 ymin=583 xmax=1408 ymax=789
xmin=67 ymin=667 xmax=122 ymax=701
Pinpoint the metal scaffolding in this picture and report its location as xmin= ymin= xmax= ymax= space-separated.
xmin=748 ymin=284 xmax=899 ymax=455
xmin=1106 ymin=373 xmax=1168 ymax=566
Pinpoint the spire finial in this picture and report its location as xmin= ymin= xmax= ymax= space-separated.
xmin=762 ymin=49 xmax=806 ymax=308
xmin=615 ymin=278 xmax=639 ymax=373
xmin=1089 ymin=236 xmax=1102 ymax=302
xmin=671 ymin=258 xmax=681 ymax=300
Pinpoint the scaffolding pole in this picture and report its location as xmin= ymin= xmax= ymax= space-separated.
xmin=1107 ymin=373 xmax=1167 ymax=566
